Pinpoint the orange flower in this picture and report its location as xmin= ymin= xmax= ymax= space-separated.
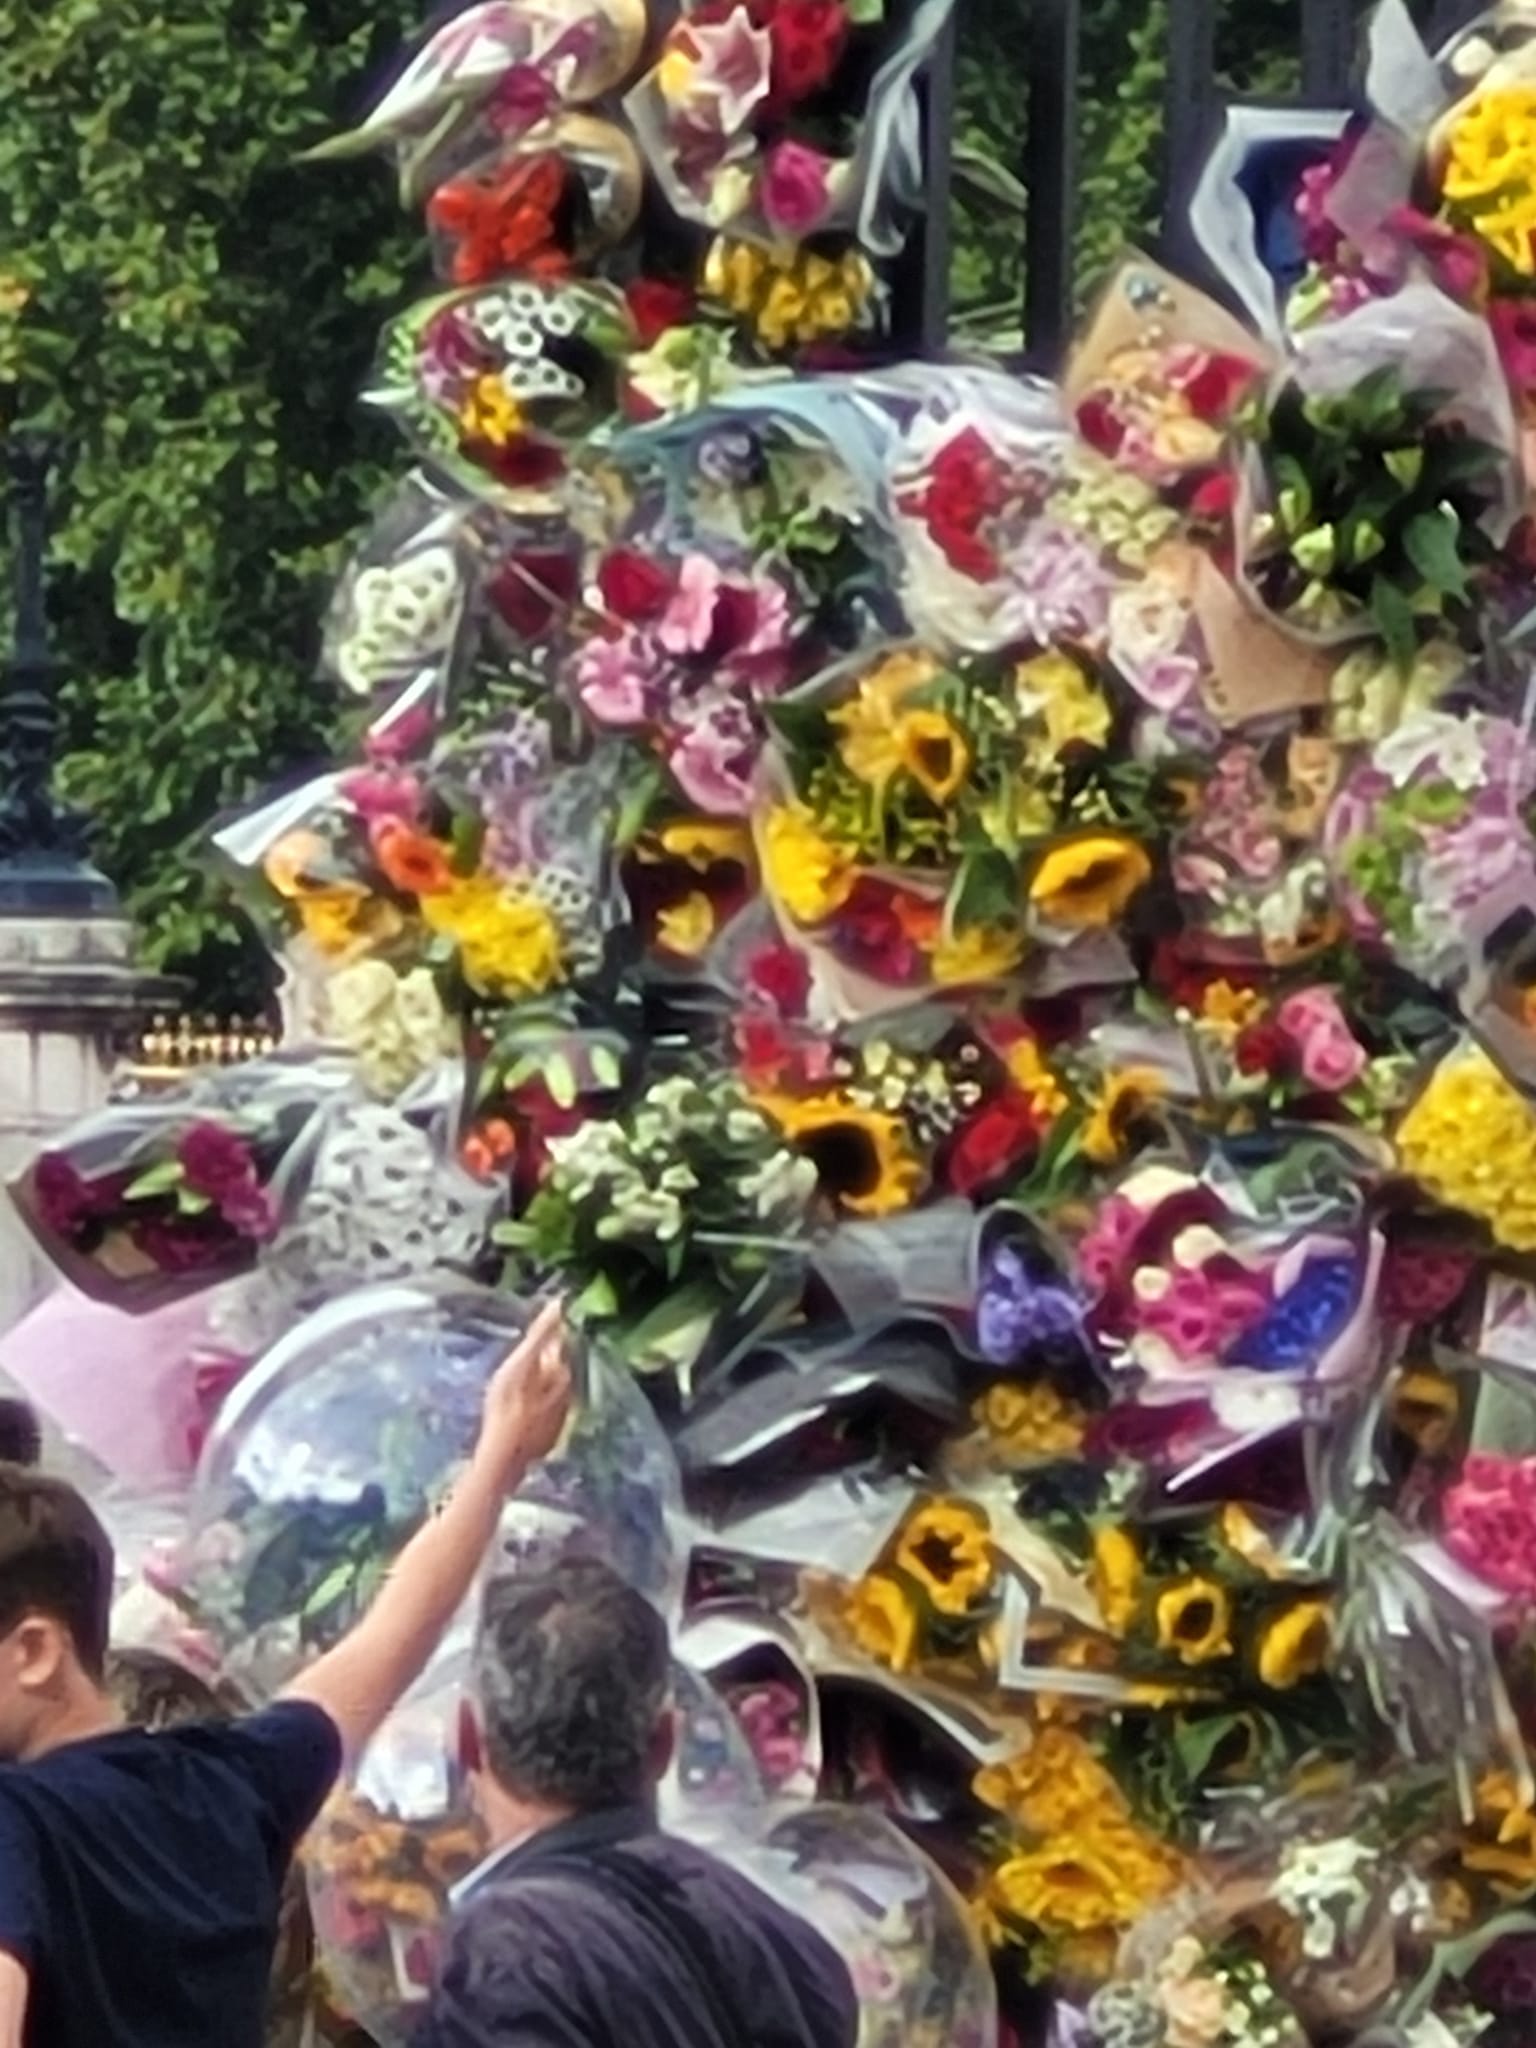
xmin=371 ymin=819 xmax=455 ymax=898
xmin=461 ymin=1118 xmax=516 ymax=1179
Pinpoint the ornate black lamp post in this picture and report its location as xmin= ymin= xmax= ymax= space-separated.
xmin=0 ymin=432 xmax=117 ymax=914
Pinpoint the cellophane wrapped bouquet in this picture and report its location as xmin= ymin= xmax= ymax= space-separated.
xmin=33 ymin=3 xmax=1536 ymax=2044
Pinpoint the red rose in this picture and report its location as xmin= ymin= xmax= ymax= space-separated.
xmin=736 ymin=1014 xmax=798 ymax=1084
xmin=1234 ymin=1020 xmax=1294 ymax=1078
xmin=1182 ymin=351 xmax=1258 ymax=421
xmin=1188 ymin=469 xmax=1237 ymax=523
xmin=625 ymin=277 xmax=697 ymax=347
xmin=766 ymin=0 xmax=850 ymax=110
xmin=946 ymin=1093 xmax=1045 ymax=1199
xmin=747 ymin=942 xmax=811 ymax=1018
xmin=839 ymin=878 xmax=919 ymax=981
xmin=1076 ymin=394 xmax=1126 ymax=455
xmin=597 ymin=548 xmax=674 ymax=624
xmin=488 ymin=549 xmax=579 ymax=637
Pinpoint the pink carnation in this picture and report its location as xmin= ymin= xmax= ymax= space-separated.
xmin=759 ymin=140 xmax=837 ymax=235
xmin=1275 ymin=987 xmax=1368 ymax=1093
xmin=1444 ymin=1454 xmax=1536 ymax=1600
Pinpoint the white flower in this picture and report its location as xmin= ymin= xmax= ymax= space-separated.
xmin=740 ymin=1150 xmax=818 ymax=1222
xmin=1374 ymin=710 xmax=1488 ymax=792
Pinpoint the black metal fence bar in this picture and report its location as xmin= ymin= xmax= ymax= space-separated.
xmin=1023 ymin=0 xmax=1083 ymax=368
xmin=891 ymin=2 xmax=957 ymax=355
xmin=1300 ymin=0 xmax=1365 ymax=100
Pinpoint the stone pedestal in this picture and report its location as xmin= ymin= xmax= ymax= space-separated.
xmin=0 ymin=911 xmax=179 ymax=1483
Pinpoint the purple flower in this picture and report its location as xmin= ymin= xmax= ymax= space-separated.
xmin=34 ymin=1153 xmax=98 ymax=1237
xmin=977 ymin=1243 xmax=1084 ymax=1366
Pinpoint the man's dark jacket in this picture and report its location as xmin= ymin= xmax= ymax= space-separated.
xmin=416 ymin=1804 xmax=860 ymax=2048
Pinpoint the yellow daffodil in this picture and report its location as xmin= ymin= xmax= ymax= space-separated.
xmin=1154 ymin=1577 xmax=1234 ymax=1666
xmin=1255 ymin=1599 xmax=1333 ymax=1690
xmin=422 ymin=875 xmax=563 ymax=998
xmin=929 ymin=921 xmax=1026 ymax=987
xmin=893 ymin=1498 xmax=994 ymax=1617
xmin=1080 ymin=1066 xmax=1166 ymax=1166
xmin=1029 ymin=835 xmax=1152 ymax=929
xmin=1003 ymin=1034 xmax=1070 ymax=1117
xmin=1090 ymin=1526 xmax=1143 ymax=1636
xmin=844 ymin=1572 xmax=919 ymax=1675
xmin=1443 ymin=88 xmax=1536 ymax=273
xmin=973 ymin=1381 xmax=1085 ymax=1460
xmin=646 ymin=819 xmax=754 ymax=871
xmin=1198 ymin=978 xmax=1265 ymax=1038
xmin=760 ymin=804 xmax=857 ymax=927
xmin=756 ymin=1091 xmax=924 ymax=1218
xmin=829 ymin=656 xmax=951 ymax=790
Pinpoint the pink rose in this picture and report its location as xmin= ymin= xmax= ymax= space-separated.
xmin=759 ymin=140 xmax=837 ymax=235
xmin=1275 ymin=987 xmax=1367 ymax=1093
xmin=1445 ymin=1454 xmax=1536 ymax=1598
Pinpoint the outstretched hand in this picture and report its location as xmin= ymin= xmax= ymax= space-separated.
xmin=478 ymin=1298 xmax=573 ymax=1484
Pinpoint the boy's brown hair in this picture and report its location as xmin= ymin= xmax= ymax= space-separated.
xmin=0 ymin=1466 xmax=115 ymax=1679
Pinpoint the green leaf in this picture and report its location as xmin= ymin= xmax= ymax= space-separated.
xmin=545 ymin=1054 xmax=578 ymax=1110
xmin=1371 ymin=575 xmax=1420 ymax=676
xmin=950 ymin=849 xmax=1021 ymax=931
xmin=1403 ymin=506 xmax=1469 ymax=599
xmin=125 ymin=1160 xmax=185 ymax=1200
xmin=590 ymin=1045 xmax=623 ymax=1091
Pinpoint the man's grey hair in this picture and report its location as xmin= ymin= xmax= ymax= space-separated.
xmin=474 ymin=1558 xmax=671 ymax=1812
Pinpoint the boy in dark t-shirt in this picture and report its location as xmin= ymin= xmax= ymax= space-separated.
xmin=0 ymin=1301 xmax=570 ymax=2048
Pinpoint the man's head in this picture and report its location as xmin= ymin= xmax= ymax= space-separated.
xmin=468 ymin=1559 xmax=671 ymax=1825
xmin=0 ymin=1465 xmax=115 ymax=1759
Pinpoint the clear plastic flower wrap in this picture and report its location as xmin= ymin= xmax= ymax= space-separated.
xmin=8 ymin=1054 xmax=358 ymax=1314
xmin=368 ymin=278 xmax=636 ymax=505
xmin=170 ymin=1283 xmax=682 ymax=1697
xmin=306 ymin=0 xmax=650 ymax=205
xmin=306 ymin=1644 xmax=758 ymax=2044
xmin=723 ymin=1804 xmax=998 ymax=2048
xmin=425 ymin=113 xmax=644 ymax=289
xmin=624 ymin=0 xmax=953 ymax=264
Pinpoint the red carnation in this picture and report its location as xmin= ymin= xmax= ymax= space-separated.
xmin=1188 ymin=469 xmax=1238 ymax=523
xmin=598 ymin=548 xmax=674 ymax=624
xmin=766 ymin=0 xmax=850 ymax=110
xmin=625 ymin=277 xmax=697 ymax=347
xmin=1234 ymin=1020 xmax=1294 ymax=1078
xmin=1076 ymin=394 xmax=1126 ymax=456
xmin=946 ymin=1093 xmax=1045 ymax=1199
xmin=488 ymin=549 xmax=579 ymax=637
xmin=838 ymin=879 xmax=919 ymax=981
xmin=472 ymin=435 xmax=567 ymax=490
xmin=178 ymin=1122 xmax=260 ymax=1204
xmin=747 ymin=942 xmax=811 ymax=1018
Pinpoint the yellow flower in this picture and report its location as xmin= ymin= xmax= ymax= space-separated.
xmin=1443 ymin=88 xmax=1536 ymax=273
xmin=1463 ymin=1771 xmax=1536 ymax=1896
xmin=758 ymin=276 xmax=808 ymax=350
xmin=899 ymin=711 xmax=971 ymax=804
xmin=1219 ymin=1504 xmax=1288 ymax=1579
xmin=458 ymin=372 xmax=524 ymax=449
xmin=1154 ymin=1578 xmax=1234 ymax=1666
xmin=655 ymin=44 xmax=697 ymax=101
xmin=655 ymin=892 xmax=716 ymax=958
xmin=757 ymin=1091 xmax=923 ymax=1216
xmin=1015 ymin=651 xmax=1113 ymax=754
xmin=1005 ymin=1034 xmax=1071 ymax=1117
xmin=299 ymin=889 xmax=403 ymax=960
xmin=648 ymin=820 xmax=754 ymax=871
xmin=893 ymin=1498 xmax=994 ymax=1617
xmin=929 ymin=921 xmax=1026 ymax=986
xmin=421 ymin=876 xmax=563 ymax=998
xmin=1198 ymin=978 xmax=1265 ymax=1039
xmin=829 ymin=656 xmax=947 ymax=788
xmin=1398 ymin=1046 xmax=1536 ymax=1253
xmin=264 ymin=829 xmax=334 ymax=900
xmin=1081 ymin=1066 xmax=1165 ymax=1166
xmin=973 ymin=1729 xmax=1124 ymax=1834
xmin=1255 ymin=1599 xmax=1333 ymax=1690
xmin=1391 ymin=1367 xmax=1462 ymax=1457
xmin=984 ymin=1823 xmax=1180 ymax=1939
xmin=1030 ymin=835 xmax=1152 ymax=928
xmin=844 ymin=1572 xmax=919 ymax=1674
xmin=973 ymin=1381 xmax=1085 ymax=1460
xmin=1090 ymin=1526 xmax=1143 ymax=1636
xmin=761 ymin=804 xmax=856 ymax=927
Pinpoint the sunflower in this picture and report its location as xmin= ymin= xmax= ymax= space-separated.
xmin=1090 ymin=1526 xmax=1143 ymax=1636
xmin=1030 ymin=835 xmax=1152 ymax=928
xmin=893 ymin=1498 xmax=994 ymax=1617
xmin=1080 ymin=1066 xmax=1166 ymax=1166
xmin=973 ymin=1729 xmax=1125 ymax=1835
xmin=843 ymin=1572 xmax=919 ymax=1674
xmin=1391 ymin=1367 xmax=1462 ymax=1457
xmin=1154 ymin=1577 xmax=1234 ymax=1666
xmin=1254 ymin=1599 xmax=1333 ymax=1689
xmin=984 ymin=1822 xmax=1179 ymax=1939
xmin=757 ymin=1091 xmax=924 ymax=1218
xmin=760 ymin=804 xmax=857 ymax=926
xmin=929 ymin=921 xmax=1026 ymax=987
xmin=897 ymin=710 xmax=972 ymax=804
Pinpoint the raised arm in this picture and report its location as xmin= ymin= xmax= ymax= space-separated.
xmin=282 ymin=1299 xmax=571 ymax=1763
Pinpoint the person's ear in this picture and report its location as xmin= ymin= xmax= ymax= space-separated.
xmin=6 ymin=1617 xmax=68 ymax=1696
xmin=647 ymin=1707 xmax=676 ymax=1787
xmin=457 ymin=1697 xmax=485 ymax=1778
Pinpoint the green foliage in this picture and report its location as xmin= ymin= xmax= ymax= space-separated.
xmin=0 ymin=0 xmax=421 ymax=1005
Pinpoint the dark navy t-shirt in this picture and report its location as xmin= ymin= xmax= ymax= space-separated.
xmin=0 ymin=1700 xmax=341 ymax=2048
